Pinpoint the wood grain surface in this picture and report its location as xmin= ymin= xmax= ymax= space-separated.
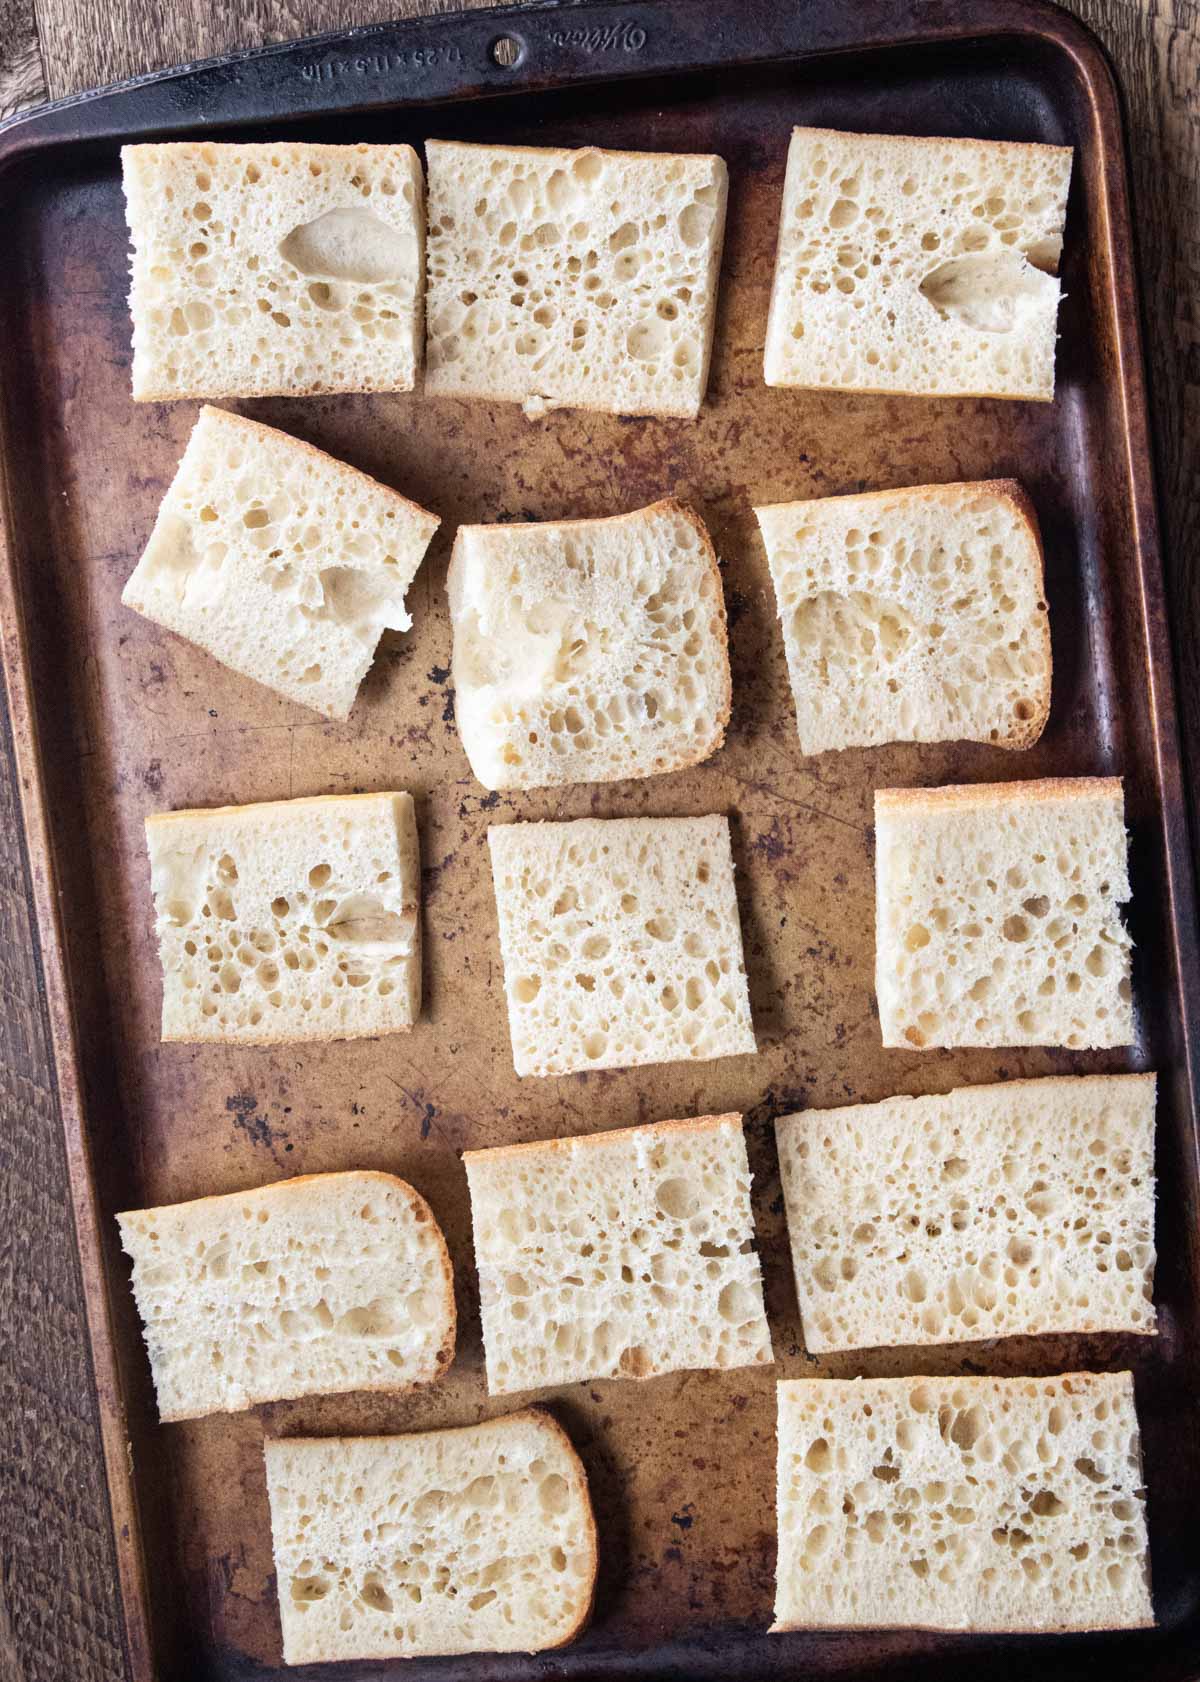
xmin=0 ymin=2 xmax=1196 ymax=1680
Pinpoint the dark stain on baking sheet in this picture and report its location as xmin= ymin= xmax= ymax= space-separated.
xmin=0 ymin=6 xmax=1196 ymax=1682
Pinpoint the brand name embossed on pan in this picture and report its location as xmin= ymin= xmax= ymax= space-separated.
xmin=551 ymin=22 xmax=648 ymax=52
xmin=299 ymin=45 xmax=464 ymax=80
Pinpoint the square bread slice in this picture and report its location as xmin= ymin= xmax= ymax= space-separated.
xmin=122 ymin=407 xmax=439 ymax=721
xmin=123 ymin=141 xmax=425 ymax=399
xmin=464 ymin=1113 xmax=772 ymax=1394
xmin=776 ymin=1073 xmax=1156 ymax=1355
xmin=773 ymin=1371 xmax=1153 ymax=1632
xmin=875 ymin=778 xmax=1132 ymax=1050
xmin=264 ymin=1409 xmax=597 ymax=1663
xmin=425 ymin=139 xmax=728 ymax=417
xmin=764 ymin=127 xmax=1073 ymax=399
xmin=755 ymin=479 xmax=1050 ymax=753
xmin=448 ymin=499 xmax=730 ymax=790
xmin=117 ymin=1170 xmax=454 ymax=1420
xmin=146 ymin=791 xmax=420 ymax=1044
xmin=488 ymin=815 xmax=755 ymax=1077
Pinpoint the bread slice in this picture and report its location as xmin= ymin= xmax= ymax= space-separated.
xmin=465 ymin=1113 xmax=772 ymax=1394
xmin=424 ymin=139 xmax=728 ymax=418
xmin=448 ymin=499 xmax=730 ymax=790
xmin=145 ymin=791 xmax=420 ymax=1044
xmin=776 ymin=1073 xmax=1156 ymax=1355
xmin=264 ymin=1409 xmax=597 ymax=1663
xmin=488 ymin=815 xmax=755 ymax=1077
xmin=117 ymin=1171 xmax=454 ymax=1421
xmin=123 ymin=141 xmax=425 ymax=399
xmin=874 ymin=778 xmax=1132 ymax=1049
xmin=755 ymin=480 xmax=1050 ymax=754
xmin=122 ymin=407 xmax=439 ymax=721
xmin=773 ymin=1371 xmax=1153 ymax=1632
xmin=764 ymin=127 xmax=1073 ymax=399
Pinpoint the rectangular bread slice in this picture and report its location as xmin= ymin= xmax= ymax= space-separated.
xmin=425 ymin=139 xmax=728 ymax=418
xmin=764 ymin=127 xmax=1073 ymax=399
xmin=773 ymin=1371 xmax=1153 ymax=1632
xmin=146 ymin=791 xmax=420 ymax=1044
xmin=465 ymin=1113 xmax=772 ymax=1394
xmin=123 ymin=141 xmax=425 ymax=399
xmin=448 ymin=499 xmax=730 ymax=790
xmin=776 ymin=1073 xmax=1156 ymax=1354
xmin=118 ymin=1170 xmax=454 ymax=1420
xmin=488 ymin=815 xmax=755 ymax=1077
xmin=755 ymin=479 xmax=1050 ymax=753
xmin=264 ymin=1409 xmax=597 ymax=1663
xmin=122 ymin=407 xmax=439 ymax=721
xmin=875 ymin=778 xmax=1132 ymax=1049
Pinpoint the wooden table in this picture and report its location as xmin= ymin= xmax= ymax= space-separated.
xmin=0 ymin=1 xmax=1195 ymax=1677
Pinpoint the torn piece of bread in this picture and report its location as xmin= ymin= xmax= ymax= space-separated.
xmin=122 ymin=407 xmax=439 ymax=720
xmin=465 ymin=1113 xmax=772 ymax=1394
xmin=488 ymin=815 xmax=755 ymax=1077
xmin=776 ymin=1074 xmax=1156 ymax=1355
xmin=764 ymin=127 xmax=1073 ymax=399
xmin=146 ymin=791 xmax=420 ymax=1044
xmin=117 ymin=1171 xmax=454 ymax=1421
xmin=755 ymin=479 xmax=1050 ymax=754
xmin=448 ymin=499 xmax=730 ymax=790
xmin=773 ymin=1371 xmax=1153 ymax=1632
xmin=123 ymin=141 xmax=425 ymax=399
xmin=874 ymin=778 xmax=1132 ymax=1049
xmin=264 ymin=1409 xmax=597 ymax=1663
xmin=425 ymin=139 xmax=728 ymax=417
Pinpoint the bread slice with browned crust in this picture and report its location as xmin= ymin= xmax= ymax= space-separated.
xmin=118 ymin=1170 xmax=455 ymax=1420
xmin=264 ymin=1408 xmax=598 ymax=1662
xmin=449 ymin=498 xmax=730 ymax=790
xmin=755 ymin=479 xmax=1050 ymax=753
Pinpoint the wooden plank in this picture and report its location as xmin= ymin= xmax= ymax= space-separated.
xmin=0 ymin=4 xmax=1196 ymax=1681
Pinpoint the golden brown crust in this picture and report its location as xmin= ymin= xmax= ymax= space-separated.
xmin=145 ymin=788 xmax=414 ymax=830
xmin=121 ymin=1169 xmax=456 ymax=1422
xmin=777 ymin=1069 xmax=1155 ymax=1137
xmin=425 ymin=138 xmax=725 ymax=171
xmin=875 ymin=774 xmax=1123 ymax=816
xmin=462 ymin=1111 xmax=741 ymax=1170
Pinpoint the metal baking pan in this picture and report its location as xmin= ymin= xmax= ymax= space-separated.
xmin=1 ymin=1 xmax=1197 ymax=1677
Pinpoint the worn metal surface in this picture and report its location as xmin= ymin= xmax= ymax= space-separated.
xmin=0 ymin=2 xmax=1197 ymax=1678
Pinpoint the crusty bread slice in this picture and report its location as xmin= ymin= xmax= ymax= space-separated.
xmin=874 ymin=778 xmax=1132 ymax=1049
xmin=146 ymin=791 xmax=420 ymax=1044
xmin=122 ymin=407 xmax=439 ymax=721
xmin=773 ymin=1371 xmax=1153 ymax=1632
xmin=264 ymin=1409 xmax=597 ymax=1663
xmin=776 ymin=1074 xmax=1156 ymax=1355
xmin=117 ymin=1171 xmax=454 ymax=1421
xmin=425 ymin=139 xmax=728 ymax=418
xmin=754 ymin=479 xmax=1050 ymax=753
xmin=487 ymin=815 xmax=755 ymax=1077
xmin=448 ymin=499 xmax=730 ymax=790
xmin=123 ymin=141 xmax=425 ymax=399
xmin=764 ymin=127 xmax=1073 ymax=399
xmin=465 ymin=1113 xmax=772 ymax=1394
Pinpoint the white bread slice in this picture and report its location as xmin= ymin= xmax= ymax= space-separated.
xmin=755 ymin=479 xmax=1050 ymax=754
xmin=448 ymin=499 xmax=730 ymax=790
xmin=488 ymin=815 xmax=755 ymax=1077
xmin=874 ymin=778 xmax=1132 ymax=1049
xmin=117 ymin=1170 xmax=454 ymax=1421
xmin=123 ymin=141 xmax=424 ymax=399
xmin=146 ymin=791 xmax=420 ymax=1044
xmin=264 ymin=1409 xmax=597 ymax=1663
xmin=424 ymin=139 xmax=728 ymax=418
xmin=464 ymin=1113 xmax=772 ymax=1395
xmin=776 ymin=1074 xmax=1156 ymax=1355
xmin=773 ymin=1371 xmax=1153 ymax=1632
xmin=122 ymin=407 xmax=439 ymax=721
xmin=764 ymin=127 xmax=1073 ymax=399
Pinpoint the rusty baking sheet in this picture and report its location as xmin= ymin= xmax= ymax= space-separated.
xmin=1 ymin=1 xmax=1198 ymax=1678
